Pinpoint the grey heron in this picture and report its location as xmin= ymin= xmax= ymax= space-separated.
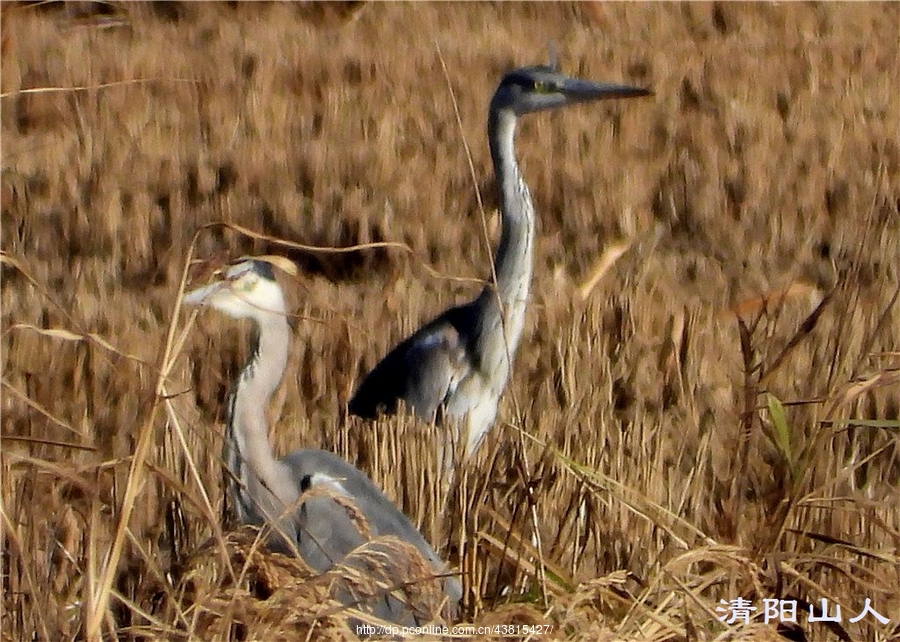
xmin=349 ymin=57 xmax=650 ymax=458
xmin=184 ymin=259 xmax=461 ymax=625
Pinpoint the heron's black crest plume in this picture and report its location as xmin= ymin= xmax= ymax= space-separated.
xmin=240 ymin=259 xmax=276 ymax=281
xmin=498 ymin=66 xmax=559 ymax=91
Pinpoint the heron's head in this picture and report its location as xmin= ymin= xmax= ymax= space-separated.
xmin=183 ymin=259 xmax=286 ymax=321
xmin=491 ymin=64 xmax=651 ymax=116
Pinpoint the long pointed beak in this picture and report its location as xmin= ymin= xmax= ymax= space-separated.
xmin=183 ymin=280 xmax=226 ymax=306
xmin=562 ymin=78 xmax=652 ymax=103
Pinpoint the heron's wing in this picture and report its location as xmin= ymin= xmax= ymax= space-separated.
xmin=284 ymin=449 xmax=462 ymax=617
xmin=348 ymin=306 xmax=473 ymax=421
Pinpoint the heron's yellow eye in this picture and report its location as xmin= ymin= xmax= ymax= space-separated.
xmin=235 ymin=275 xmax=257 ymax=291
xmin=531 ymin=80 xmax=558 ymax=94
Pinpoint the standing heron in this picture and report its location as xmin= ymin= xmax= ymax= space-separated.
xmin=184 ymin=259 xmax=461 ymax=625
xmin=349 ymin=56 xmax=650 ymax=458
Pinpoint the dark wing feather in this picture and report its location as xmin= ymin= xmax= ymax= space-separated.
xmin=348 ymin=304 xmax=474 ymax=421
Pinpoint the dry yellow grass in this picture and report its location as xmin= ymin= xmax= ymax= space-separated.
xmin=2 ymin=2 xmax=899 ymax=640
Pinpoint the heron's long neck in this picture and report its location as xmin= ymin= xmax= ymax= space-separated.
xmin=225 ymin=315 xmax=294 ymax=523
xmin=475 ymin=107 xmax=534 ymax=372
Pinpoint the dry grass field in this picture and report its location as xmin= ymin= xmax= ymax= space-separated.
xmin=2 ymin=1 xmax=899 ymax=640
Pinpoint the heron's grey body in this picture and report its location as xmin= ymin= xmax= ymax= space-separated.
xmin=349 ymin=62 xmax=650 ymax=458
xmin=185 ymin=260 xmax=461 ymax=625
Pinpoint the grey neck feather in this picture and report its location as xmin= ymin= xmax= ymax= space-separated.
xmin=224 ymin=315 xmax=294 ymax=527
xmin=473 ymin=105 xmax=534 ymax=381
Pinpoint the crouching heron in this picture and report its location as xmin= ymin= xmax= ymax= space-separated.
xmin=184 ymin=259 xmax=461 ymax=625
xmin=349 ymin=54 xmax=650 ymax=460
